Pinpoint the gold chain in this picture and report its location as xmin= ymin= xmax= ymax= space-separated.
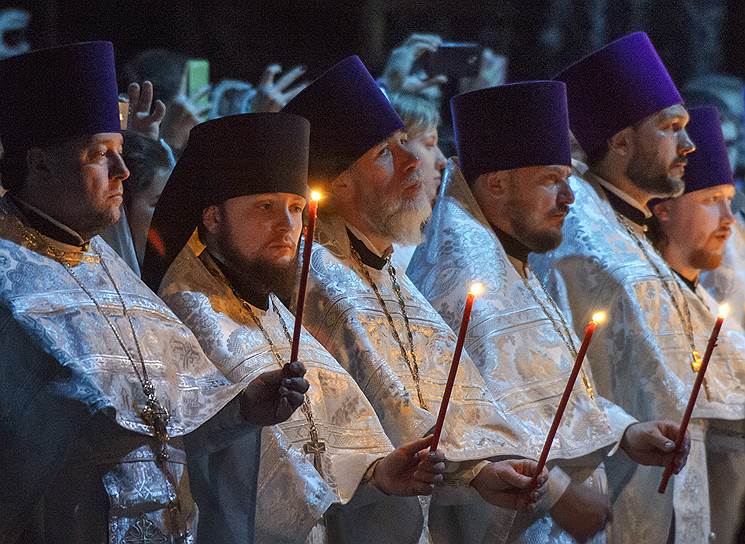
xmin=233 ymin=292 xmax=321 ymax=440
xmin=615 ymin=213 xmax=703 ymax=373
xmin=521 ymin=268 xmax=595 ymax=398
xmin=349 ymin=244 xmax=428 ymax=410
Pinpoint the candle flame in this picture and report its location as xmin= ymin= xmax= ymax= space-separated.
xmin=469 ymin=282 xmax=485 ymax=297
xmin=310 ymin=190 xmax=323 ymax=202
xmin=591 ymin=311 xmax=607 ymax=324
xmin=718 ymin=303 xmax=730 ymax=319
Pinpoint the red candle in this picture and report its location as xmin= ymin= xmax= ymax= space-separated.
xmin=531 ymin=311 xmax=606 ymax=486
xmin=290 ymin=190 xmax=321 ymax=363
xmin=658 ymin=303 xmax=729 ymax=494
xmin=430 ymin=282 xmax=484 ymax=451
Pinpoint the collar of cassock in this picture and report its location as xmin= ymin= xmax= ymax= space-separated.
xmin=673 ymin=269 xmax=698 ymax=293
xmin=593 ymin=177 xmax=652 ymax=230
xmin=346 ymin=226 xmax=392 ymax=270
xmin=491 ymin=224 xmax=531 ymax=265
xmin=9 ymin=193 xmax=89 ymax=248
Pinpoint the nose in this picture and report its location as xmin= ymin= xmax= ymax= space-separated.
xmin=111 ymin=151 xmax=130 ymax=182
xmin=558 ymin=180 xmax=575 ymax=207
xmin=435 ymin=146 xmax=447 ymax=172
xmin=677 ymin=128 xmax=695 ymax=157
xmin=721 ymin=199 xmax=736 ymax=226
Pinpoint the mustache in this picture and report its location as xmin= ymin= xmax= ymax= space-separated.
xmin=671 ymin=157 xmax=688 ymax=166
xmin=551 ymin=204 xmax=570 ymax=216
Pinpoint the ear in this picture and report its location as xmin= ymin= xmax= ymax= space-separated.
xmin=482 ymin=170 xmax=509 ymax=198
xmin=651 ymin=199 xmax=673 ymax=223
xmin=201 ymin=204 xmax=222 ymax=235
xmin=607 ymin=127 xmax=634 ymax=158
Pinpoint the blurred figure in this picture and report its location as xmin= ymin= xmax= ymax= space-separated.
xmin=102 ymin=80 xmax=173 ymax=274
xmin=121 ymin=131 xmax=173 ymax=265
xmin=0 ymin=8 xmax=30 ymax=60
xmin=388 ymin=92 xmax=446 ymax=270
xmin=683 ymin=73 xmax=745 ymax=180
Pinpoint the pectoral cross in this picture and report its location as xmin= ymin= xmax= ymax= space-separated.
xmin=303 ymin=428 xmax=326 ymax=477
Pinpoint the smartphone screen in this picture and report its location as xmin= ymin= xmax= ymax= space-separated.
xmin=429 ymin=43 xmax=482 ymax=79
xmin=186 ymin=59 xmax=210 ymax=106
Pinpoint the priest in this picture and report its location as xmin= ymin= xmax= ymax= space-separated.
xmin=647 ymin=105 xmax=745 ymax=543
xmin=283 ymin=55 xmax=550 ymax=543
xmin=529 ymin=32 xmax=741 ymax=542
xmin=0 ymin=42 xmax=305 ymax=543
xmin=410 ymin=81 xmax=691 ymax=543
xmin=145 ymin=111 xmax=447 ymax=544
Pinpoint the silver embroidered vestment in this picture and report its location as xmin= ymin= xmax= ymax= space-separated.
xmin=159 ymin=241 xmax=424 ymax=544
xmin=409 ymin=161 xmax=637 ymax=543
xmin=0 ymin=198 xmax=256 ymax=543
xmin=303 ymin=213 xmax=535 ymax=544
xmin=530 ymin=163 xmax=744 ymax=543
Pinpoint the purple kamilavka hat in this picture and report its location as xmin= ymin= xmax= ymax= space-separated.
xmin=556 ymin=32 xmax=683 ymax=159
xmin=451 ymin=81 xmax=571 ymax=184
xmin=0 ymin=41 xmax=121 ymax=157
xmin=683 ymin=106 xmax=734 ymax=193
xmin=283 ymin=55 xmax=404 ymax=181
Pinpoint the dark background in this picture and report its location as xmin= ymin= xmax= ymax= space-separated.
xmin=3 ymin=0 xmax=744 ymax=88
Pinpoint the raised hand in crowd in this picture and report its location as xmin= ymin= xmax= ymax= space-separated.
xmin=458 ymin=48 xmax=508 ymax=93
xmin=250 ymin=64 xmax=308 ymax=113
xmin=380 ymin=33 xmax=448 ymax=96
xmin=126 ymin=80 xmax=167 ymax=141
xmin=160 ymin=80 xmax=211 ymax=156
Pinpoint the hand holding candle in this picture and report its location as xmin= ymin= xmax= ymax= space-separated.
xmin=290 ymin=190 xmax=322 ymax=363
xmin=430 ymin=281 xmax=484 ymax=451
xmin=530 ymin=311 xmax=606 ymax=487
xmin=658 ymin=303 xmax=729 ymax=494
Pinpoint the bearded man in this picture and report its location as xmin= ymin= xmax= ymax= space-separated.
xmin=144 ymin=112 xmax=447 ymax=544
xmin=282 ymin=55 xmax=552 ymax=543
xmin=530 ymin=32 xmax=744 ymax=543
xmin=648 ymin=106 xmax=745 ymax=544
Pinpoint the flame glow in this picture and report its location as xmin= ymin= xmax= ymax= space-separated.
xmin=591 ymin=311 xmax=607 ymax=324
xmin=469 ymin=282 xmax=485 ymax=297
xmin=718 ymin=303 xmax=730 ymax=319
xmin=310 ymin=190 xmax=322 ymax=202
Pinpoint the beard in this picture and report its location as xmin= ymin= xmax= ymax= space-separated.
xmin=354 ymin=167 xmax=433 ymax=246
xmin=213 ymin=228 xmax=299 ymax=306
xmin=503 ymin=189 xmax=568 ymax=254
xmin=77 ymin=203 xmax=122 ymax=239
xmin=626 ymin=151 xmax=686 ymax=199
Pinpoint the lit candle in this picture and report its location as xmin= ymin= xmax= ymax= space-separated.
xmin=531 ymin=311 xmax=607 ymax=486
xmin=290 ymin=190 xmax=322 ymax=363
xmin=658 ymin=303 xmax=729 ymax=494
xmin=430 ymin=282 xmax=484 ymax=451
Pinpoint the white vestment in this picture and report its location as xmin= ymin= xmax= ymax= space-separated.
xmin=530 ymin=162 xmax=745 ymax=543
xmin=159 ymin=239 xmax=425 ymax=544
xmin=409 ymin=161 xmax=637 ymax=543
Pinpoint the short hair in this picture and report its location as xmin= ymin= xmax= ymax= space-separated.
xmin=122 ymin=131 xmax=172 ymax=209
xmin=388 ymin=92 xmax=440 ymax=135
xmin=120 ymin=48 xmax=188 ymax=104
